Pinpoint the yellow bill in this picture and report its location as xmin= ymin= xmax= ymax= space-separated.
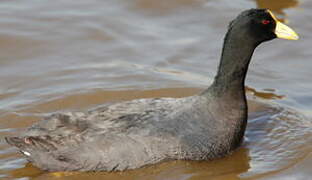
xmin=267 ymin=10 xmax=299 ymax=40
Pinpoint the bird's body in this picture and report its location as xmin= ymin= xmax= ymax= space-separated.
xmin=7 ymin=93 xmax=246 ymax=171
xmin=5 ymin=9 xmax=298 ymax=172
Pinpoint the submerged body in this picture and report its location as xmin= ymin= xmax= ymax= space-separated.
xmin=5 ymin=9 xmax=298 ymax=171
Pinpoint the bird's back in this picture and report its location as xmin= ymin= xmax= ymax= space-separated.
xmin=7 ymin=96 xmax=218 ymax=171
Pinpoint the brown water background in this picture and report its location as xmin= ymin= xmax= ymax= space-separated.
xmin=0 ymin=0 xmax=311 ymax=179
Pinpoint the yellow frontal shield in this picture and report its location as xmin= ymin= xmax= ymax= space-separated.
xmin=267 ymin=10 xmax=299 ymax=40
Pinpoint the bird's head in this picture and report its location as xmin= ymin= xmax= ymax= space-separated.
xmin=227 ymin=9 xmax=299 ymax=45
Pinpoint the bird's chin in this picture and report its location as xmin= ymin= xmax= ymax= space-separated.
xmin=261 ymin=34 xmax=277 ymax=43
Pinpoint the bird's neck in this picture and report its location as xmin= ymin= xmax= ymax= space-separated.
xmin=200 ymin=31 xmax=258 ymax=148
xmin=204 ymin=31 xmax=258 ymax=98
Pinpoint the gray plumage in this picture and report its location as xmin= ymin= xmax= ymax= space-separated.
xmin=6 ymin=94 xmax=246 ymax=171
xmin=5 ymin=9 xmax=297 ymax=172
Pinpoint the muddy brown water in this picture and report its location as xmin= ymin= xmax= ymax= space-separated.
xmin=0 ymin=0 xmax=311 ymax=179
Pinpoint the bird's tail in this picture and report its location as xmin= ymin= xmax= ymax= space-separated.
xmin=5 ymin=136 xmax=27 ymax=148
xmin=5 ymin=136 xmax=36 ymax=157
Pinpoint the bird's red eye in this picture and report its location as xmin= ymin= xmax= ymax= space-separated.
xmin=262 ymin=20 xmax=271 ymax=25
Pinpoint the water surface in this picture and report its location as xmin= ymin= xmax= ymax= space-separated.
xmin=0 ymin=0 xmax=311 ymax=179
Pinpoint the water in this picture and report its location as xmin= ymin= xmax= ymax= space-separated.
xmin=0 ymin=0 xmax=311 ymax=179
